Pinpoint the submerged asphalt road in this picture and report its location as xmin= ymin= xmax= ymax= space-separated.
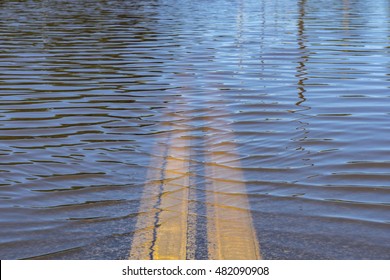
xmin=1 ymin=0 xmax=390 ymax=259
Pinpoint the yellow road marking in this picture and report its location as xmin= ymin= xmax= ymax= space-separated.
xmin=153 ymin=130 xmax=190 ymax=259
xmin=129 ymin=125 xmax=190 ymax=260
xmin=205 ymin=134 xmax=261 ymax=259
xmin=128 ymin=137 xmax=166 ymax=259
xmin=129 ymin=115 xmax=261 ymax=260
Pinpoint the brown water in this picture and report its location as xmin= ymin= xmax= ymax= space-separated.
xmin=1 ymin=0 xmax=389 ymax=259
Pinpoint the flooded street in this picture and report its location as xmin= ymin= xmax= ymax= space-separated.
xmin=1 ymin=0 xmax=390 ymax=259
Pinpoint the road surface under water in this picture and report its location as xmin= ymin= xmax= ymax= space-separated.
xmin=0 ymin=0 xmax=389 ymax=259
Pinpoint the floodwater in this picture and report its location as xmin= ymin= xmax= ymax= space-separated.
xmin=1 ymin=0 xmax=390 ymax=259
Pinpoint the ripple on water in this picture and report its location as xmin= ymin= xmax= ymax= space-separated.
xmin=0 ymin=0 xmax=390 ymax=259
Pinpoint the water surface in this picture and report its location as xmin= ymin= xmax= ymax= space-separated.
xmin=0 ymin=0 xmax=389 ymax=259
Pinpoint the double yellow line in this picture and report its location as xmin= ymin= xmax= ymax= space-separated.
xmin=129 ymin=113 xmax=261 ymax=260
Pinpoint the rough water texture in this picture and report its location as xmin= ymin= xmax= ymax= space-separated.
xmin=0 ymin=0 xmax=389 ymax=259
